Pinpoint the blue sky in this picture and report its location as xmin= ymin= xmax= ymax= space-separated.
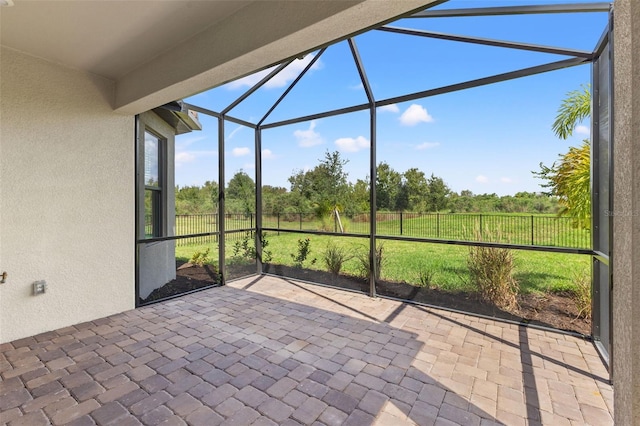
xmin=176 ymin=0 xmax=609 ymax=196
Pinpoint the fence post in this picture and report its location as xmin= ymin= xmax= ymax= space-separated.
xmin=437 ymin=213 xmax=440 ymax=238
xmin=400 ymin=211 xmax=403 ymax=235
xmin=479 ymin=214 xmax=483 ymax=239
xmin=334 ymin=212 xmax=337 ymax=233
xmin=531 ymin=215 xmax=534 ymax=245
xmin=277 ymin=213 xmax=280 ymax=236
xmin=299 ymin=213 xmax=302 ymax=230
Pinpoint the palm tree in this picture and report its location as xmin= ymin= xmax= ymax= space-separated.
xmin=535 ymin=84 xmax=591 ymax=229
xmin=536 ymin=141 xmax=591 ymax=228
xmin=552 ymin=84 xmax=591 ymax=139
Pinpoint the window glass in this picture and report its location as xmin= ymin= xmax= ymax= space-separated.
xmin=143 ymin=130 xmax=162 ymax=238
xmin=145 ymin=132 xmax=160 ymax=187
xmin=144 ymin=189 xmax=160 ymax=237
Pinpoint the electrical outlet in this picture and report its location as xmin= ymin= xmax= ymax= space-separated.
xmin=33 ymin=281 xmax=47 ymax=295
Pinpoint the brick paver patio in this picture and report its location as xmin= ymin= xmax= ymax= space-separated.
xmin=0 ymin=275 xmax=613 ymax=425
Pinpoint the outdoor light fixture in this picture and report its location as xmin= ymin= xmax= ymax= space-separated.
xmin=155 ymin=101 xmax=202 ymax=135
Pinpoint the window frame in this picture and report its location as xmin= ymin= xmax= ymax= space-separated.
xmin=141 ymin=128 xmax=166 ymax=239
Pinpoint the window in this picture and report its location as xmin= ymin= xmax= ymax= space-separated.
xmin=144 ymin=131 xmax=163 ymax=238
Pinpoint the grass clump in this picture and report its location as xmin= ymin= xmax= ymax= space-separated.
xmin=323 ymin=241 xmax=352 ymax=276
xmin=572 ymin=270 xmax=592 ymax=319
xmin=467 ymin=241 xmax=518 ymax=310
xmin=416 ymin=266 xmax=436 ymax=288
xmin=357 ymin=243 xmax=385 ymax=280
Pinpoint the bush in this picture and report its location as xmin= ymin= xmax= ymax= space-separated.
xmin=467 ymin=243 xmax=518 ymax=310
xmin=291 ymin=237 xmax=317 ymax=268
xmin=190 ymin=248 xmax=211 ymax=267
xmin=232 ymin=233 xmax=253 ymax=263
xmin=231 ymin=232 xmax=272 ymax=263
xmin=258 ymin=232 xmax=273 ymax=263
xmin=572 ymin=270 xmax=592 ymax=319
xmin=357 ymin=243 xmax=385 ymax=280
xmin=318 ymin=216 xmax=333 ymax=232
xmin=323 ymin=242 xmax=352 ymax=275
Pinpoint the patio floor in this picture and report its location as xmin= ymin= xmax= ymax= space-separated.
xmin=0 ymin=275 xmax=613 ymax=426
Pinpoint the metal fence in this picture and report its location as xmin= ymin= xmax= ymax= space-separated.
xmin=144 ymin=214 xmax=254 ymax=246
xmin=264 ymin=212 xmax=590 ymax=249
xmin=152 ymin=212 xmax=590 ymax=249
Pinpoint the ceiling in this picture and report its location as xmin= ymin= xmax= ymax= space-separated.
xmin=0 ymin=1 xmax=436 ymax=114
xmin=0 ymin=1 xmax=250 ymax=80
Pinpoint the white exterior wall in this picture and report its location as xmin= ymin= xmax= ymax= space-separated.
xmin=0 ymin=47 xmax=135 ymax=343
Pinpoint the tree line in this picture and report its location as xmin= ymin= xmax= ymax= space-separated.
xmin=175 ymin=82 xmax=588 ymax=226
xmin=175 ymin=150 xmax=559 ymax=216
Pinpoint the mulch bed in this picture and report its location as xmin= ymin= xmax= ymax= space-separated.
xmin=141 ymin=261 xmax=221 ymax=304
xmin=141 ymin=261 xmax=590 ymax=336
xmin=262 ymin=264 xmax=591 ymax=336
xmin=140 ymin=261 xmax=258 ymax=304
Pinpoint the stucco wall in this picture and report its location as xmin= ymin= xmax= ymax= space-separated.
xmin=0 ymin=47 xmax=135 ymax=343
xmin=612 ymin=0 xmax=640 ymax=424
xmin=137 ymin=111 xmax=177 ymax=300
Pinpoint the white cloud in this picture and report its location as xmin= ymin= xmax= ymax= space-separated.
xmin=175 ymin=152 xmax=196 ymax=165
xmin=243 ymin=163 xmax=255 ymax=170
xmin=416 ymin=142 xmax=440 ymax=150
xmin=335 ymin=136 xmax=369 ymax=153
xmin=232 ymin=147 xmax=251 ymax=157
xmin=349 ymin=82 xmax=364 ymax=90
xmin=262 ymin=149 xmax=276 ymax=159
xmin=227 ymin=54 xmax=321 ymax=90
xmin=174 ymin=150 xmax=217 ymax=166
xmin=175 ymin=136 xmax=206 ymax=149
xmin=294 ymin=120 xmax=323 ymax=147
xmin=575 ymin=125 xmax=590 ymax=135
xmin=500 ymin=177 xmax=513 ymax=183
xmin=476 ymin=175 xmax=489 ymax=183
xmin=379 ymin=104 xmax=400 ymax=113
xmin=399 ymin=104 xmax=433 ymax=126
xmin=228 ymin=126 xmax=244 ymax=140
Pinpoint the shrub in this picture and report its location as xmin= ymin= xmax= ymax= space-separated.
xmin=323 ymin=241 xmax=352 ymax=275
xmin=231 ymin=232 xmax=273 ymax=263
xmin=232 ymin=233 xmax=253 ymax=262
xmin=467 ymin=243 xmax=518 ymax=310
xmin=357 ymin=243 xmax=385 ymax=280
xmin=257 ymin=232 xmax=273 ymax=263
xmin=318 ymin=216 xmax=333 ymax=232
xmin=572 ymin=270 xmax=592 ymax=319
xmin=190 ymin=248 xmax=211 ymax=267
xmin=291 ymin=237 xmax=317 ymax=268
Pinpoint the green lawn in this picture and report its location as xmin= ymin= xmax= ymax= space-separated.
xmin=175 ymin=231 xmax=590 ymax=295
xmin=171 ymin=211 xmax=590 ymax=249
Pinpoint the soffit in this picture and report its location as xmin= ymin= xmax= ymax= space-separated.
xmin=0 ymin=1 xmax=251 ymax=79
xmin=0 ymin=0 xmax=438 ymax=114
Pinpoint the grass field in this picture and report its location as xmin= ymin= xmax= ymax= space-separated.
xmin=172 ymin=212 xmax=590 ymax=249
xmin=262 ymin=212 xmax=590 ymax=248
xmin=175 ymin=231 xmax=590 ymax=295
